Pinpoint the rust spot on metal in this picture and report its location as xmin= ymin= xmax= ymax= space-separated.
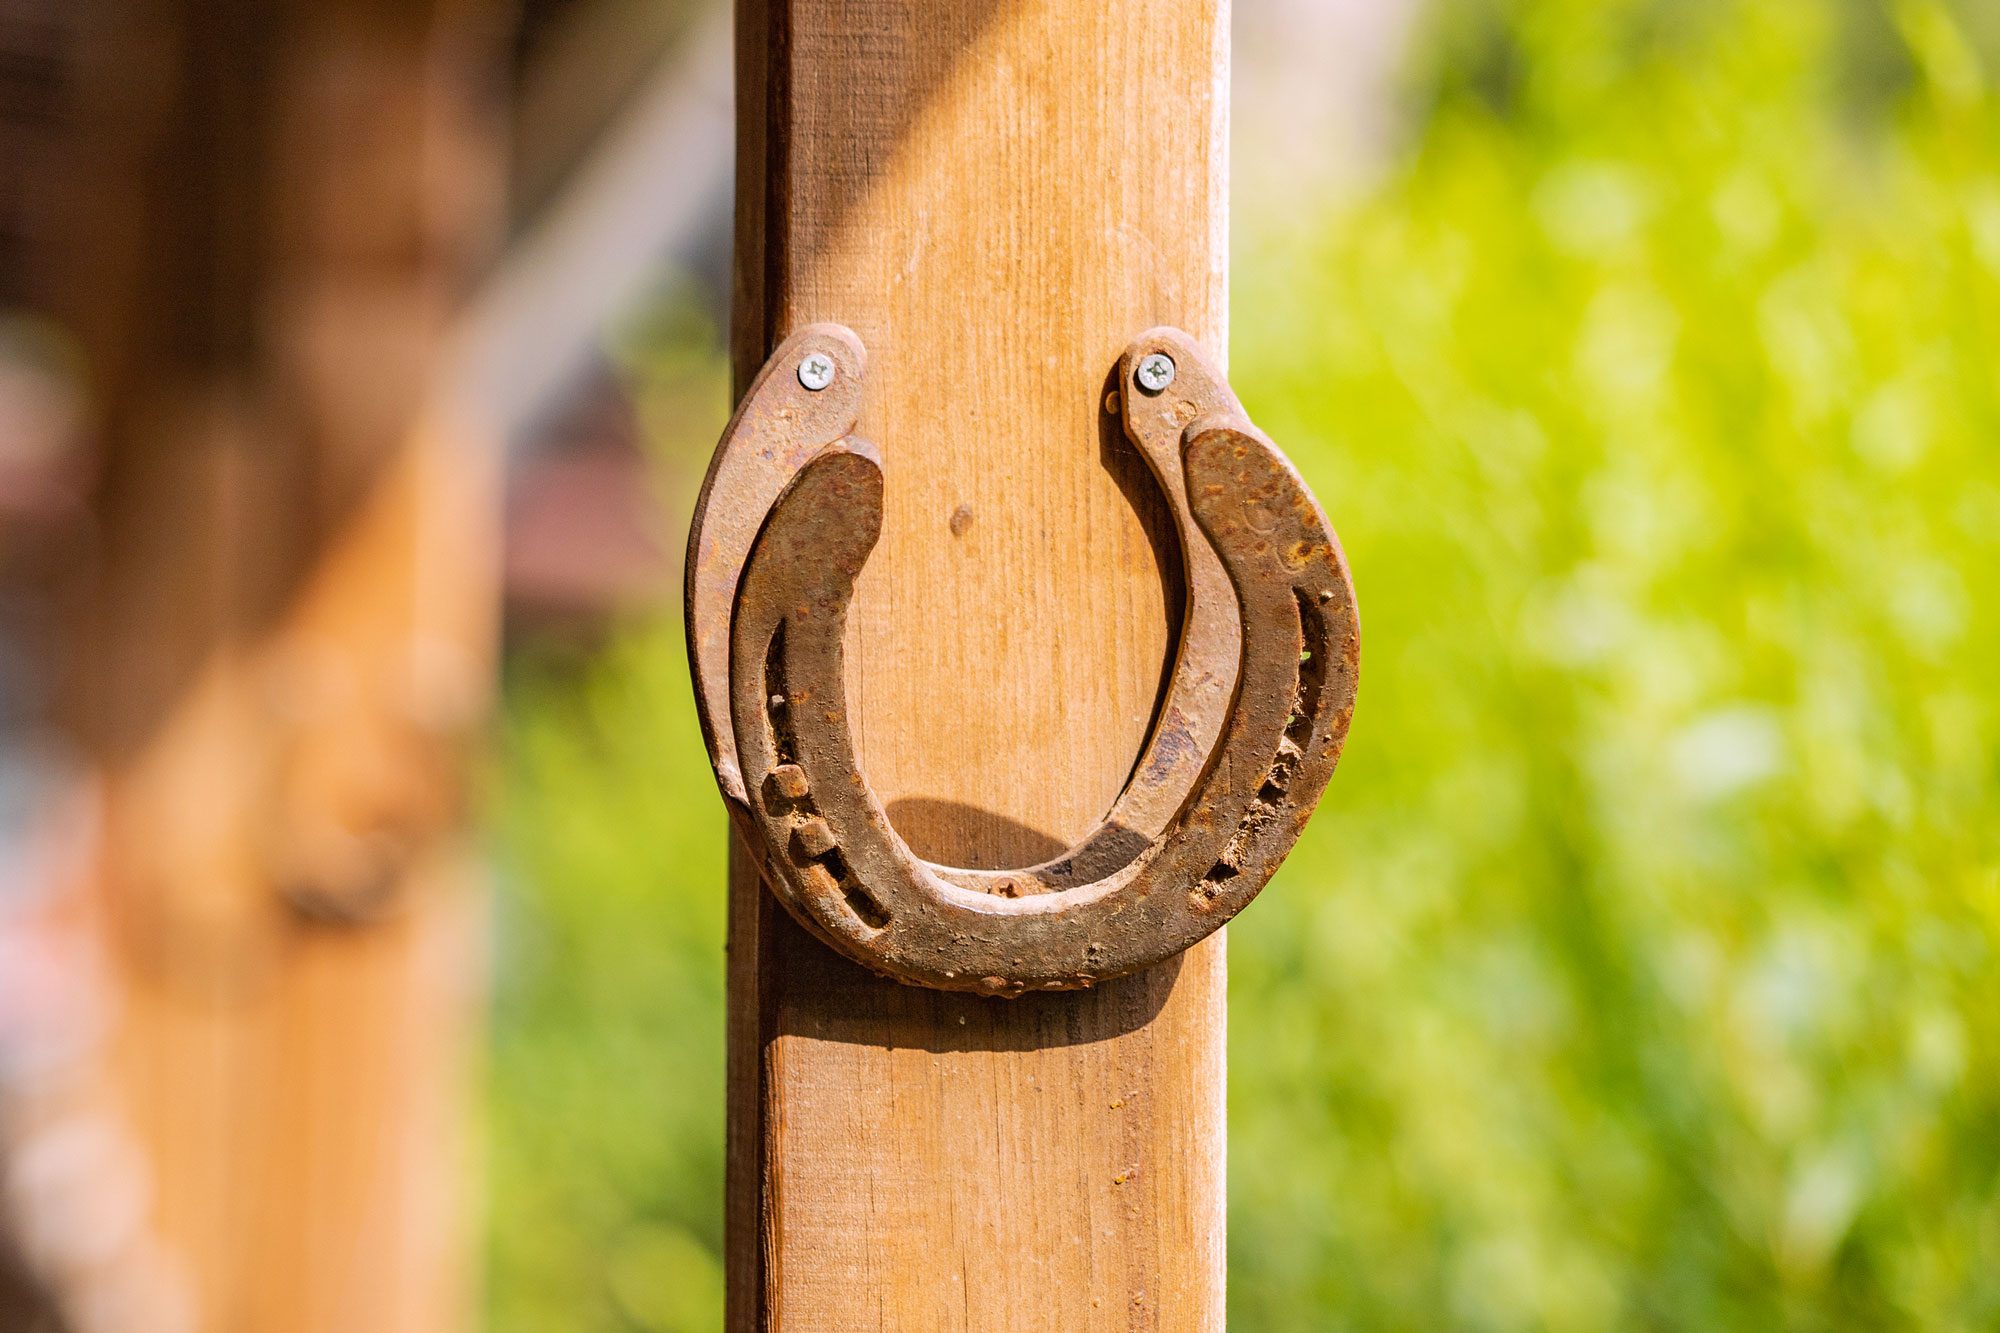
xmin=791 ymin=816 xmax=838 ymax=860
xmin=766 ymin=763 xmax=811 ymax=802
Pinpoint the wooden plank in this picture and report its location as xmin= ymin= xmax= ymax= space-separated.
xmin=730 ymin=1 xmax=1230 ymax=1327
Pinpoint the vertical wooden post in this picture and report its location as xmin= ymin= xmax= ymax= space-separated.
xmin=46 ymin=4 xmax=506 ymax=1329
xmin=730 ymin=1 xmax=1229 ymax=1327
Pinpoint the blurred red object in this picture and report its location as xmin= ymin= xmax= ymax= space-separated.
xmin=503 ymin=368 xmax=673 ymax=637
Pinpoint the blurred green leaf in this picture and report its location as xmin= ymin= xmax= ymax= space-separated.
xmin=486 ymin=1 xmax=2000 ymax=1328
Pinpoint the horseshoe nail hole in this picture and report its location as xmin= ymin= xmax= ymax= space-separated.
xmin=804 ymin=846 xmax=888 ymax=931
xmin=1259 ymin=739 xmax=1302 ymax=803
xmin=842 ymin=884 xmax=890 ymax=930
xmin=829 ymin=853 xmax=891 ymax=930
xmin=1190 ymin=864 xmax=1234 ymax=912
xmin=764 ymin=626 xmax=799 ymax=765
xmin=1291 ymin=588 xmax=1329 ymax=738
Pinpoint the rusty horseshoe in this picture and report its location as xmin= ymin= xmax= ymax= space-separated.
xmin=686 ymin=324 xmax=1359 ymax=994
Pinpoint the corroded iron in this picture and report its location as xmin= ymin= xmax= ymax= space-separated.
xmin=686 ymin=325 xmax=1359 ymax=993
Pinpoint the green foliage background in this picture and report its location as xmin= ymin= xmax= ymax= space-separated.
xmin=487 ymin=0 xmax=2000 ymax=1327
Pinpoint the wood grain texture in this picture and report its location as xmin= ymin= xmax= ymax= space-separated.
xmin=730 ymin=0 xmax=1230 ymax=1326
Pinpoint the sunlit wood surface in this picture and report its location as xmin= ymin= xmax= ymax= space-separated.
xmin=729 ymin=0 xmax=1231 ymax=1326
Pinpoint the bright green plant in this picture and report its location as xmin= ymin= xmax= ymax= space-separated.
xmin=487 ymin=1 xmax=1999 ymax=1328
xmin=1227 ymin=1 xmax=1999 ymax=1327
xmin=484 ymin=312 xmax=732 ymax=1333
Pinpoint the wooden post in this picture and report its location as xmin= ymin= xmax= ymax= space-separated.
xmin=730 ymin=1 xmax=1229 ymax=1327
xmin=42 ymin=4 xmax=507 ymax=1329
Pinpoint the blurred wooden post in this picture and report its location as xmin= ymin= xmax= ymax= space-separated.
xmin=730 ymin=0 xmax=1229 ymax=1327
xmin=47 ymin=3 xmax=508 ymax=1329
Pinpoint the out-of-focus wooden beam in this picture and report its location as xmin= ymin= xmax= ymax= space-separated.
xmin=508 ymin=0 xmax=703 ymax=221
xmin=454 ymin=2 xmax=732 ymax=450
xmin=33 ymin=3 xmax=511 ymax=1329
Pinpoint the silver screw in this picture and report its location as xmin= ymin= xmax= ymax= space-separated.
xmin=797 ymin=352 xmax=836 ymax=391
xmin=1135 ymin=352 xmax=1176 ymax=394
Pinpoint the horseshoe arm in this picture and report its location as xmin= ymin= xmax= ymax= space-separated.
xmin=685 ymin=323 xmax=865 ymax=807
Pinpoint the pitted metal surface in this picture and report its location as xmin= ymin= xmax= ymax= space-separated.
xmin=686 ymin=325 xmax=1359 ymax=993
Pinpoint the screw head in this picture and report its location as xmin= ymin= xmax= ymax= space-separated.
xmin=797 ymin=352 xmax=836 ymax=391
xmin=1135 ymin=352 xmax=1176 ymax=394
